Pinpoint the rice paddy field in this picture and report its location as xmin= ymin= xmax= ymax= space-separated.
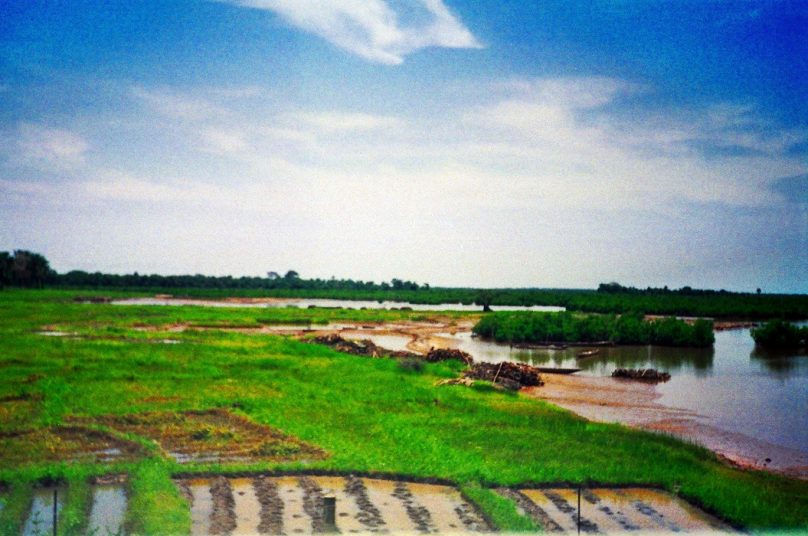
xmin=1 ymin=289 xmax=806 ymax=534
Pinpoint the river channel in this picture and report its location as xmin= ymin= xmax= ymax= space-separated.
xmin=446 ymin=328 xmax=808 ymax=477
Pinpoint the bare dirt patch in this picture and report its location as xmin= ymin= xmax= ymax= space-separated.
xmin=76 ymin=409 xmax=326 ymax=464
xmin=0 ymin=426 xmax=141 ymax=467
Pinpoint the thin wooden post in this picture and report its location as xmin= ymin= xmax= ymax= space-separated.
xmin=577 ymin=486 xmax=581 ymax=535
xmin=492 ymin=362 xmax=504 ymax=384
xmin=53 ymin=488 xmax=58 ymax=536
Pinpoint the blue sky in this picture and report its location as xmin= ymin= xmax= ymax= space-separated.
xmin=1 ymin=1 xmax=806 ymax=292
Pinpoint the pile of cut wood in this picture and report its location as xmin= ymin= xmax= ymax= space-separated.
xmin=425 ymin=348 xmax=474 ymax=365
xmin=311 ymin=334 xmax=419 ymax=358
xmin=464 ymin=361 xmax=544 ymax=390
xmin=611 ymin=368 xmax=671 ymax=383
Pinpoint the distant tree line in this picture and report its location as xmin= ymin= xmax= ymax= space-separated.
xmin=598 ymin=282 xmax=758 ymax=296
xmin=54 ymin=268 xmax=425 ymax=292
xmin=0 ymin=250 xmax=56 ymax=288
xmin=473 ymin=312 xmax=715 ymax=347
xmin=1 ymin=250 xmax=425 ymax=293
xmin=2 ymin=250 xmax=807 ymax=319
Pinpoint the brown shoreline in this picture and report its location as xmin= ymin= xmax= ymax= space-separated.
xmin=524 ymin=375 xmax=808 ymax=480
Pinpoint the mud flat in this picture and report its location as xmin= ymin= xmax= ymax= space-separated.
xmin=525 ymin=375 xmax=808 ymax=479
xmin=176 ymin=475 xmax=490 ymax=534
xmin=500 ymin=487 xmax=732 ymax=534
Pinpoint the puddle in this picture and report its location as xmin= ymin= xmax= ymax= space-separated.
xmin=341 ymin=332 xmax=415 ymax=353
xmin=36 ymin=330 xmax=77 ymax=337
xmin=502 ymin=487 xmax=732 ymax=534
xmin=22 ymin=487 xmax=64 ymax=536
xmin=231 ymin=478 xmax=262 ymax=535
xmin=88 ymin=484 xmax=127 ymax=536
xmin=178 ymin=475 xmax=491 ymax=534
xmin=185 ymin=479 xmax=214 ymax=536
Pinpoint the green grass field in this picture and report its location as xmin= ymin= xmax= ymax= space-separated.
xmin=1 ymin=289 xmax=806 ymax=534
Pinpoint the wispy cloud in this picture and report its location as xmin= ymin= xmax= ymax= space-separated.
xmin=131 ymin=86 xmax=225 ymax=120
xmin=288 ymin=111 xmax=404 ymax=133
xmin=220 ymin=0 xmax=482 ymax=64
xmin=200 ymin=128 xmax=250 ymax=154
xmin=13 ymin=123 xmax=89 ymax=169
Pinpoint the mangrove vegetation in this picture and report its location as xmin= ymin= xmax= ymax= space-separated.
xmin=472 ymin=312 xmax=715 ymax=347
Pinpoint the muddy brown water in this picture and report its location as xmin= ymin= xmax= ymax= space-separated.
xmin=178 ymin=475 xmax=491 ymax=534
xmin=505 ymin=487 xmax=732 ymax=534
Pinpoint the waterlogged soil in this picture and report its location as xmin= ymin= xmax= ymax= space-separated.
xmin=178 ymin=475 xmax=491 ymax=534
xmin=22 ymin=487 xmax=64 ymax=536
xmin=74 ymin=409 xmax=325 ymax=464
xmin=506 ymin=487 xmax=731 ymax=534
xmin=88 ymin=482 xmax=128 ymax=536
xmin=135 ymin=318 xmax=475 ymax=357
xmin=0 ymin=426 xmax=141 ymax=467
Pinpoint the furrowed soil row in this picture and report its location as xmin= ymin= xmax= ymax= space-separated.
xmin=500 ymin=487 xmax=733 ymax=534
xmin=178 ymin=475 xmax=490 ymax=534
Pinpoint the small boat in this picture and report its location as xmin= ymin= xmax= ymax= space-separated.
xmin=577 ymin=349 xmax=600 ymax=359
xmin=535 ymin=367 xmax=581 ymax=375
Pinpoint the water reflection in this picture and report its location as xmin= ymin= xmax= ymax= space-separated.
xmin=451 ymin=328 xmax=808 ymax=458
xmin=750 ymin=347 xmax=808 ymax=375
xmin=451 ymin=333 xmax=714 ymax=376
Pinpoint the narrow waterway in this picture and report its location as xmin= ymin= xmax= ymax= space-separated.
xmin=112 ymin=296 xmax=565 ymax=312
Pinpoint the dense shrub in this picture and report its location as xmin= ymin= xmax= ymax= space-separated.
xmin=472 ymin=312 xmax=714 ymax=347
xmin=751 ymin=320 xmax=808 ymax=350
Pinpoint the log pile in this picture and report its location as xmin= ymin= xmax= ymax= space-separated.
xmin=425 ymin=348 xmax=474 ymax=365
xmin=611 ymin=368 xmax=671 ymax=383
xmin=464 ymin=362 xmax=544 ymax=390
xmin=311 ymin=334 xmax=387 ymax=357
xmin=311 ymin=334 xmax=419 ymax=358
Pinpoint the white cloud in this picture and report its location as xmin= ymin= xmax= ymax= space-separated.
xmin=221 ymin=0 xmax=482 ymax=64
xmin=131 ymin=86 xmax=225 ymax=120
xmin=15 ymin=123 xmax=89 ymax=168
xmin=200 ymin=128 xmax=250 ymax=154
xmin=288 ymin=111 xmax=404 ymax=133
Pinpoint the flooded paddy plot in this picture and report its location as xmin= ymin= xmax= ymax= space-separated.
xmin=88 ymin=477 xmax=128 ymax=536
xmin=176 ymin=475 xmax=492 ymax=534
xmin=0 ymin=426 xmax=141 ymax=467
xmin=79 ymin=409 xmax=325 ymax=464
xmin=499 ymin=487 xmax=732 ymax=533
xmin=22 ymin=486 xmax=64 ymax=536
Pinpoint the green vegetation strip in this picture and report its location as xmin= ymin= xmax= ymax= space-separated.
xmin=126 ymin=460 xmax=190 ymax=535
xmin=474 ymin=311 xmax=714 ymax=347
xmin=460 ymin=484 xmax=538 ymax=532
xmin=0 ymin=289 xmax=807 ymax=532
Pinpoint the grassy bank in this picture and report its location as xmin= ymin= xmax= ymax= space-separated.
xmin=1 ymin=289 xmax=807 ymax=532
